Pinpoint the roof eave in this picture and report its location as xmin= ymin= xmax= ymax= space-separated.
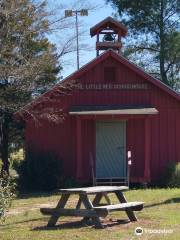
xmin=90 ymin=16 xmax=127 ymax=37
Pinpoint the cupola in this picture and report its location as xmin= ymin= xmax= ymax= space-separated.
xmin=90 ymin=17 xmax=127 ymax=56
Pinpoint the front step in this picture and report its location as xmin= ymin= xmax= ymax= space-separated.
xmin=95 ymin=178 xmax=128 ymax=186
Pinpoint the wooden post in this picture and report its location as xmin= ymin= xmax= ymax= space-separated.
xmin=118 ymin=31 xmax=121 ymax=54
xmin=144 ymin=117 xmax=151 ymax=182
xmin=76 ymin=116 xmax=83 ymax=179
xmin=118 ymin=31 xmax=121 ymax=42
xmin=97 ymin=32 xmax=99 ymax=56
xmin=90 ymin=152 xmax=95 ymax=185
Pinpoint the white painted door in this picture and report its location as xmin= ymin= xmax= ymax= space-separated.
xmin=96 ymin=121 xmax=126 ymax=178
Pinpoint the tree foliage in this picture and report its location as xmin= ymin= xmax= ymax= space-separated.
xmin=0 ymin=174 xmax=15 ymax=222
xmin=0 ymin=0 xmax=61 ymax=174
xmin=107 ymin=0 xmax=180 ymax=88
xmin=0 ymin=0 xmax=61 ymax=104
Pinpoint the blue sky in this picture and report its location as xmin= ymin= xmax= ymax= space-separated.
xmin=47 ymin=0 xmax=114 ymax=78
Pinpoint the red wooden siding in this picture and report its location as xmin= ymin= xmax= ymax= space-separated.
xmin=127 ymin=119 xmax=145 ymax=181
xmin=24 ymin=52 xmax=180 ymax=184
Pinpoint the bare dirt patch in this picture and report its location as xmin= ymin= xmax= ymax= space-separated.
xmin=7 ymin=202 xmax=56 ymax=215
xmin=7 ymin=198 xmax=79 ymax=215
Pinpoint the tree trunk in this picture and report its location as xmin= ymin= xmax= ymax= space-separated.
xmin=159 ymin=0 xmax=168 ymax=85
xmin=159 ymin=34 xmax=168 ymax=85
xmin=0 ymin=114 xmax=10 ymax=176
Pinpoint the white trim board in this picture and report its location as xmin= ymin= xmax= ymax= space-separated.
xmin=69 ymin=108 xmax=158 ymax=115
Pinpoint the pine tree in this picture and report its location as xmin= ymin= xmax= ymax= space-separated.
xmin=107 ymin=0 xmax=180 ymax=87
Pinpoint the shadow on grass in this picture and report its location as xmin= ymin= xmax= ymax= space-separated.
xmin=1 ymin=216 xmax=130 ymax=231
xmin=0 ymin=217 xmax=49 ymax=229
xmin=32 ymin=219 xmax=130 ymax=230
xmin=17 ymin=191 xmax=59 ymax=199
xmin=145 ymin=197 xmax=180 ymax=208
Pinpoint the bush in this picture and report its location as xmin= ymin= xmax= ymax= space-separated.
xmin=10 ymin=148 xmax=24 ymax=168
xmin=163 ymin=162 xmax=180 ymax=187
xmin=15 ymin=148 xmax=63 ymax=192
xmin=0 ymin=174 xmax=16 ymax=222
xmin=168 ymin=162 xmax=180 ymax=187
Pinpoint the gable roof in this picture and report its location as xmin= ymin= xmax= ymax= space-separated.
xmin=61 ymin=50 xmax=180 ymax=101
xmin=15 ymin=49 xmax=180 ymax=119
xmin=90 ymin=16 xmax=127 ymax=37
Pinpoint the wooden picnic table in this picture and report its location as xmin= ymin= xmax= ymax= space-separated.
xmin=40 ymin=186 xmax=144 ymax=229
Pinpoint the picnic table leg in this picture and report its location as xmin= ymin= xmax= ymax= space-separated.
xmin=77 ymin=194 xmax=92 ymax=225
xmin=93 ymin=192 xmax=111 ymax=206
xmin=92 ymin=193 xmax=103 ymax=206
xmin=47 ymin=193 xmax=70 ymax=227
xmin=80 ymin=193 xmax=104 ymax=229
xmin=103 ymin=192 xmax=111 ymax=205
xmin=115 ymin=191 xmax=137 ymax=222
xmin=76 ymin=197 xmax=82 ymax=209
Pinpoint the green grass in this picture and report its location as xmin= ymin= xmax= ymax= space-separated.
xmin=0 ymin=188 xmax=180 ymax=240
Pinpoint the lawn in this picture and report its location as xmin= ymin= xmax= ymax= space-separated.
xmin=0 ymin=188 xmax=179 ymax=240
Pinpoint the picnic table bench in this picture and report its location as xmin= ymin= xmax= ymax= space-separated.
xmin=40 ymin=186 xmax=144 ymax=229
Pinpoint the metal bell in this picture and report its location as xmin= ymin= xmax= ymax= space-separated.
xmin=103 ymin=33 xmax=115 ymax=42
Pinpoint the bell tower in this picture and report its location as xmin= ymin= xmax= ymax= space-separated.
xmin=90 ymin=17 xmax=127 ymax=56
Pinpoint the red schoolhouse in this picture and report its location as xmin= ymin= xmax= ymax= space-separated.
xmin=16 ymin=17 xmax=180 ymax=185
